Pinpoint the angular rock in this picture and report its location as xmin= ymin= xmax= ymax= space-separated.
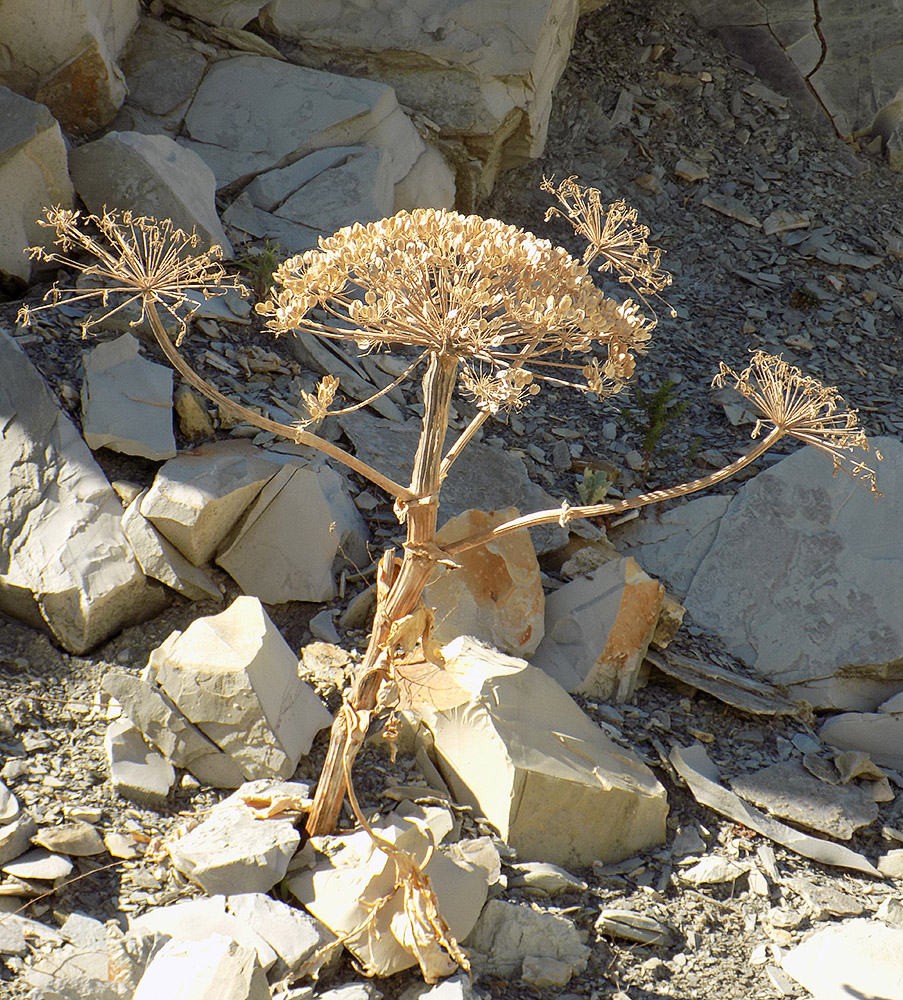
xmin=173 ymin=384 xmax=216 ymax=440
xmin=531 ymin=556 xmax=664 ymax=701
xmin=133 ymin=934 xmax=270 ymax=1000
xmin=0 ymin=780 xmax=19 ymax=824
xmin=216 ymin=463 xmax=369 ymax=603
xmin=288 ymin=804 xmax=487 ymax=978
xmin=819 ymin=711 xmax=903 ymax=771
xmin=70 ymin=131 xmax=232 ymax=255
xmin=0 ymin=812 xmax=38 ymax=866
xmin=781 ymin=918 xmax=903 ymax=1000
xmin=81 ymin=333 xmax=176 ymax=460
xmin=507 ymin=862 xmax=588 ymax=896
xmin=0 ymin=331 xmax=167 ymax=653
xmin=0 ymin=88 xmax=74 ymax=281
xmin=609 ymin=494 xmax=731 ymax=599
xmin=32 ymin=822 xmax=104 ymax=857
xmin=102 ymin=669 xmax=244 ymax=788
xmin=259 ymin=0 xmax=581 ymax=196
xmin=140 ymin=440 xmax=282 ymax=565
xmin=122 ymin=492 xmax=223 ymax=603
xmin=167 ymin=793 xmax=301 ymax=894
xmin=162 ymin=0 xmax=266 ymax=28
xmin=412 ymin=636 xmax=668 ymax=866
xmin=2 ymin=849 xmax=73 ymax=881
xmin=465 ymin=899 xmax=589 ymax=982
xmin=105 ymin=718 xmax=176 ymax=806
xmin=149 ymin=597 xmax=333 ymax=779
xmin=393 ymin=143 xmax=457 ymax=211
xmin=681 ymin=437 xmax=903 ymax=710
xmin=0 ymin=0 xmax=138 ymax=132
xmin=423 ymin=507 xmax=545 ymax=657
xmin=729 ymin=759 xmax=878 ymax=840
xmin=107 ymin=925 xmax=173 ymax=991
xmin=179 ymin=54 xmax=425 ymax=188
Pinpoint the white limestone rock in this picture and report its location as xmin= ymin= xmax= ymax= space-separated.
xmin=412 ymin=637 xmax=668 ymax=866
xmin=149 ymin=597 xmax=333 ymax=779
xmin=0 ymin=331 xmax=167 ymax=654
xmin=288 ymin=804 xmax=488 ymax=978
xmin=140 ymin=440 xmax=283 ymax=565
xmin=81 ymin=333 xmax=176 ymax=461
xmin=0 ymin=0 xmax=138 ymax=132
xmin=122 ymin=491 xmax=223 ymax=602
xmin=216 ymin=463 xmax=369 ymax=604
xmin=0 ymin=88 xmax=74 ymax=281
xmin=819 ymin=711 xmax=903 ymax=771
xmin=105 ymin=718 xmax=176 ymax=806
xmin=69 ymin=131 xmax=232 ymax=255
xmin=683 ymin=438 xmax=903 ymax=710
xmin=180 ymin=54 xmax=425 ymax=188
xmin=393 ymin=143 xmax=457 ymax=211
xmin=0 ymin=813 xmax=39 ymax=866
xmin=781 ymin=918 xmax=903 ymax=1000
xmin=102 ymin=669 xmax=244 ymax=788
xmin=259 ymin=0 xmax=581 ymax=196
xmin=166 ymin=795 xmax=301 ymax=895
xmin=133 ymin=934 xmax=270 ymax=1000
xmin=465 ymin=899 xmax=589 ymax=982
xmin=531 ymin=556 xmax=664 ymax=701
xmin=162 ymin=0 xmax=267 ymax=28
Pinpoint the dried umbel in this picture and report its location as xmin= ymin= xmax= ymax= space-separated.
xmin=714 ymin=351 xmax=881 ymax=493
xmin=19 ymin=207 xmax=244 ymax=340
xmin=257 ymin=207 xmax=656 ymax=413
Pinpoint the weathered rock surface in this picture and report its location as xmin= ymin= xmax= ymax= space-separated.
xmin=259 ymin=0 xmax=583 ymax=198
xmin=80 ymin=332 xmax=176 ymax=461
xmin=122 ymin=492 xmax=223 ymax=603
xmin=412 ymin=636 xmax=668 ymax=866
xmin=102 ymin=668 xmax=244 ymax=787
xmin=423 ymin=507 xmax=545 ymax=657
xmin=179 ymin=54 xmax=425 ymax=189
xmin=140 ymin=441 xmax=283 ymax=565
xmin=819 ymin=709 xmax=903 ymax=771
xmin=216 ymin=462 xmax=369 ymax=603
xmin=162 ymin=0 xmax=266 ymax=28
xmin=781 ymin=918 xmax=903 ymax=1000
xmin=166 ymin=783 xmax=303 ymax=894
xmin=69 ymin=131 xmax=232 ymax=255
xmin=685 ymin=0 xmax=903 ymax=169
xmin=531 ymin=555 xmax=664 ymax=701
xmin=0 ymin=331 xmax=167 ymax=653
xmin=465 ymin=898 xmax=590 ymax=983
xmin=105 ymin=718 xmax=176 ymax=806
xmin=0 ymin=0 xmax=138 ymax=132
xmin=0 ymin=88 xmax=74 ymax=282
xmin=149 ymin=596 xmax=333 ymax=779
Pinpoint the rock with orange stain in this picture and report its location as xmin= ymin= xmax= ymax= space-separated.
xmin=531 ymin=556 xmax=664 ymax=701
xmin=423 ymin=507 xmax=545 ymax=657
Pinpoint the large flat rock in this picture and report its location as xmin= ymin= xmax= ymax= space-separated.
xmin=682 ymin=438 xmax=903 ymax=710
xmin=0 ymin=331 xmax=167 ymax=653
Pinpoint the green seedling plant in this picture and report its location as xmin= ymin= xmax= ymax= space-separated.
xmin=19 ymin=179 xmax=881 ymax=981
xmin=236 ymin=237 xmax=283 ymax=299
xmin=626 ymin=376 xmax=689 ymax=482
xmin=576 ymin=466 xmax=613 ymax=505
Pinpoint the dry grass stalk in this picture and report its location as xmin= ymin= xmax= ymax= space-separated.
xmin=18 ymin=186 xmax=881 ymax=981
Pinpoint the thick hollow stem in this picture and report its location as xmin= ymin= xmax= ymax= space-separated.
xmin=306 ymin=351 xmax=459 ymax=836
xmin=144 ymin=300 xmax=414 ymax=501
xmin=444 ymin=427 xmax=784 ymax=557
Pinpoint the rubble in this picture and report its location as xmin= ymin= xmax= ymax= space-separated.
xmin=819 ymin=708 xmax=903 ymax=771
xmin=531 ymin=555 xmax=664 ymax=701
xmin=412 ymin=636 xmax=668 ymax=866
xmin=132 ymin=934 xmax=271 ymax=1000
xmin=105 ymin=718 xmax=176 ymax=805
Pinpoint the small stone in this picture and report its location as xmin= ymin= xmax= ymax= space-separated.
xmin=0 ymin=812 xmax=39 ymax=865
xmin=174 ymin=383 xmax=216 ymax=440
xmin=674 ymin=158 xmax=708 ymax=182
xmin=104 ymin=832 xmax=142 ymax=860
xmin=521 ymin=954 xmax=576 ymax=988
xmin=105 ymin=718 xmax=176 ymax=806
xmin=507 ymin=862 xmax=587 ymax=896
xmin=878 ymin=849 xmax=903 ymax=877
xmin=2 ymin=848 xmax=73 ymax=881
xmin=308 ymin=609 xmax=341 ymax=644
xmin=32 ymin=821 xmax=105 ymax=856
xmin=679 ymin=856 xmax=748 ymax=885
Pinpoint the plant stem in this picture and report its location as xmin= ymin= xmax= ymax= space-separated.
xmin=443 ymin=428 xmax=783 ymax=557
xmin=306 ymin=351 xmax=459 ymax=836
xmin=145 ymin=300 xmax=414 ymax=501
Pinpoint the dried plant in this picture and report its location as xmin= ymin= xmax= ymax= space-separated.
xmin=18 ymin=186 xmax=881 ymax=983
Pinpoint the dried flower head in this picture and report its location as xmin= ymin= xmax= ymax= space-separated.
xmin=541 ymin=175 xmax=673 ymax=309
xmin=257 ymin=207 xmax=657 ymax=406
xmin=17 ymin=206 xmax=244 ymax=342
xmin=714 ymin=351 xmax=881 ymax=493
